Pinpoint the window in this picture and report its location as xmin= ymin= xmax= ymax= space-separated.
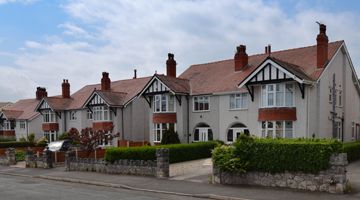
xmin=336 ymin=121 xmax=342 ymax=140
xmin=261 ymin=121 xmax=293 ymax=138
xmin=338 ymin=90 xmax=342 ymax=107
xmin=261 ymin=83 xmax=294 ymax=107
xmin=44 ymin=131 xmax=58 ymax=142
xmin=19 ymin=121 xmax=26 ymax=130
xmin=227 ymin=124 xmax=249 ymax=142
xmin=194 ymin=128 xmax=213 ymax=142
xmin=98 ymin=131 xmax=112 ymax=147
xmin=87 ymin=110 xmax=93 ymax=120
xmin=230 ymin=93 xmax=248 ymax=109
xmin=193 ymin=96 xmax=210 ymax=111
xmin=352 ymin=122 xmax=355 ymax=139
xmin=153 ymin=123 xmax=176 ymax=142
xmin=2 ymin=120 xmax=13 ymax=130
xmin=93 ymin=106 xmax=112 ymax=121
xmin=43 ymin=110 xmax=56 ymax=123
xmin=329 ymin=88 xmax=332 ymax=103
xmin=69 ymin=111 xmax=77 ymax=121
xmin=153 ymin=94 xmax=175 ymax=113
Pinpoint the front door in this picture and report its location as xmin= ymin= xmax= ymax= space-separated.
xmin=198 ymin=128 xmax=209 ymax=142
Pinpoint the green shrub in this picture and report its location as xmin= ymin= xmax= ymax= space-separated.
xmin=212 ymin=145 xmax=247 ymax=173
xmin=0 ymin=138 xmax=16 ymax=142
xmin=27 ymin=133 xmax=35 ymax=143
xmin=342 ymin=141 xmax=360 ymax=162
xmin=15 ymin=150 xmax=25 ymax=161
xmin=212 ymin=135 xmax=342 ymax=174
xmin=105 ymin=141 xmax=218 ymax=164
xmin=58 ymin=132 xmax=71 ymax=140
xmin=161 ymin=129 xmax=180 ymax=145
xmin=0 ymin=141 xmax=46 ymax=148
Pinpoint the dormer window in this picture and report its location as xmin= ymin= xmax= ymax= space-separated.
xmin=93 ymin=106 xmax=112 ymax=121
xmin=43 ymin=110 xmax=56 ymax=123
xmin=153 ymin=94 xmax=175 ymax=113
xmin=261 ymin=83 xmax=294 ymax=108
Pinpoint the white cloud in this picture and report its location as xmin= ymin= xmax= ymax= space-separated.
xmin=1 ymin=0 xmax=360 ymax=101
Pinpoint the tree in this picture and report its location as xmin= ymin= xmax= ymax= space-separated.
xmin=161 ymin=129 xmax=180 ymax=144
xmin=67 ymin=127 xmax=119 ymax=156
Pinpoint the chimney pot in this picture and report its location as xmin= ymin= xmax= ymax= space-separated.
xmin=133 ymin=69 xmax=137 ymax=79
xmin=234 ymin=44 xmax=248 ymax=71
xmin=166 ymin=53 xmax=177 ymax=77
xmin=316 ymin=23 xmax=329 ymax=68
xmin=62 ymin=79 xmax=70 ymax=98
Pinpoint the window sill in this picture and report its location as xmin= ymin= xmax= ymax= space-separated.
xmin=192 ymin=110 xmax=210 ymax=113
xmin=153 ymin=111 xmax=176 ymax=114
xmin=259 ymin=106 xmax=295 ymax=109
xmin=228 ymin=108 xmax=248 ymax=111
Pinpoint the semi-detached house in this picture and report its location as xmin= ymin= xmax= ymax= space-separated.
xmin=139 ymin=24 xmax=360 ymax=145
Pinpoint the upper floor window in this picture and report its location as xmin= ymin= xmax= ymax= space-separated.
xmin=230 ymin=93 xmax=248 ymax=110
xmin=87 ymin=110 xmax=93 ymax=120
xmin=261 ymin=83 xmax=294 ymax=108
xmin=154 ymin=94 xmax=175 ymax=113
xmin=43 ymin=110 xmax=56 ymax=123
xmin=19 ymin=121 xmax=26 ymax=130
xmin=93 ymin=106 xmax=112 ymax=121
xmin=2 ymin=120 xmax=13 ymax=130
xmin=69 ymin=111 xmax=77 ymax=121
xmin=193 ymin=96 xmax=210 ymax=111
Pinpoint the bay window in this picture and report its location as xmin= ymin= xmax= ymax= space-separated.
xmin=1 ymin=120 xmax=13 ymax=130
xmin=153 ymin=123 xmax=176 ymax=142
xmin=43 ymin=110 xmax=56 ymax=123
xmin=154 ymin=94 xmax=175 ymax=113
xmin=193 ymin=96 xmax=210 ymax=111
xmin=261 ymin=121 xmax=293 ymax=138
xmin=93 ymin=106 xmax=112 ymax=121
xmin=261 ymin=83 xmax=294 ymax=107
xmin=230 ymin=93 xmax=248 ymax=109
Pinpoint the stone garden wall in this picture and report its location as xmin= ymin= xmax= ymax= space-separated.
xmin=0 ymin=148 xmax=16 ymax=166
xmin=213 ymin=153 xmax=348 ymax=194
xmin=65 ymin=148 xmax=170 ymax=178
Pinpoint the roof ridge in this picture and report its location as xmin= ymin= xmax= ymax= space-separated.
xmin=155 ymin=74 xmax=190 ymax=81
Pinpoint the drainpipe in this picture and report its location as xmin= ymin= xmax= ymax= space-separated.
xmin=187 ymin=95 xmax=190 ymax=144
xmin=63 ymin=111 xmax=67 ymax=132
xmin=121 ymin=108 xmax=124 ymax=140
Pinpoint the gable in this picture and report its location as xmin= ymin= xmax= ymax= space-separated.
xmin=84 ymin=92 xmax=107 ymax=107
xmin=35 ymin=99 xmax=52 ymax=112
xmin=139 ymin=76 xmax=174 ymax=97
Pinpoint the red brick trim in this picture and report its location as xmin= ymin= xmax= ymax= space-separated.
xmin=93 ymin=121 xmax=113 ymax=132
xmin=153 ymin=113 xmax=177 ymax=123
xmin=258 ymin=107 xmax=297 ymax=121
xmin=42 ymin=123 xmax=59 ymax=131
xmin=0 ymin=130 xmax=15 ymax=137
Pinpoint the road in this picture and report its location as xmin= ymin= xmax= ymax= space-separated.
xmin=0 ymin=175 xmax=203 ymax=200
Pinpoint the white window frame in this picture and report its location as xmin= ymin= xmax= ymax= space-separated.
xmin=3 ymin=120 xmax=12 ymax=130
xmin=19 ymin=121 xmax=26 ymax=130
xmin=153 ymin=94 xmax=176 ymax=113
xmin=98 ymin=131 xmax=112 ymax=147
xmin=153 ymin=123 xmax=176 ymax=142
xmin=44 ymin=131 xmax=58 ymax=142
xmin=261 ymin=121 xmax=294 ymax=138
xmin=229 ymin=93 xmax=248 ymax=110
xmin=260 ymin=83 xmax=294 ymax=108
xmin=69 ymin=111 xmax=77 ymax=121
xmin=93 ymin=106 xmax=112 ymax=122
xmin=193 ymin=127 xmax=213 ymax=142
xmin=227 ymin=127 xmax=249 ymax=143
xmin=193 ymin=96 xmax=210 ymax=112
xmin=87 ymin=110 xmax=93 ymax=120
xmin=43 ymin=110 xmax=56 ymax=123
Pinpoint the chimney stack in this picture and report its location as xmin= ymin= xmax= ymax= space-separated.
xmin=316 ymin=23 xmax=329 ymax=68
xmin=36 ymin=87 xmax=47 ymax=100
xmin=166 ymin=53 xmax=176 ymax=77
xmin=234 ymin=45 xmax=248 ymax=71
xmin=101 ymin=72 xmax=111 ymax=91
xmin=62 ymin=79 xmax=70 ymax=98
xmin=133 ymin=69 xmax=137 ymax=79
xmin=265 ymin=44 xmax=271 ymax=55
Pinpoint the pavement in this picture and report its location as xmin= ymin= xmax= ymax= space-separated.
xmin=0 ymin=160 xmax=359 ymax=200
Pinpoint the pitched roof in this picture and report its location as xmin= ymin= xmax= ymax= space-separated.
xmin=42 ymin=97 xmax=73 ymax=111
xmin=1 ymin=110 xmax=23 ymax=120
xmin=95 ymin=91 xmax=127 ymax=107
xmin=2 ymin=99 xmax=40 ymax=120
xmin=179 ymin=41 xmax=343 ymax=95
xmin=155 ymin=74 xmax=190 ymax=94
xmin=0 ymin=102 xmax=12 ymax=111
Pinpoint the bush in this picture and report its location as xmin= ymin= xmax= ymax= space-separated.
xmin=0 ymin=138 xmax=16 ymax=142
xmin=58 ymin=132 xmax=71 ymax=140
xmin=161 ymin=129 xmax=180 ymax=145
xmin=27 ymin=133 xmax=35 ymax=143
xmin=0 ymin=141 xmax=46 ymax=148
xmin=212 ymin=145 xmax=247 ymax=173
xmin=212 ymin=135 xmax=342 ymax=174
xmin=105 ymin=141 xmax=218 ymax=164
xmin=15 ymin=150 xmax=25 ymax=161
xmin=342 ymin=141 xmax=360 ymax=162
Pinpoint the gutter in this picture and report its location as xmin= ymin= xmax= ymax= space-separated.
xmin=187 ymin=95 xmax=190 ymax=144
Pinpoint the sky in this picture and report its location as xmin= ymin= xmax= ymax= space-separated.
xmin=0 ymin=0 xmax=360 ymax=101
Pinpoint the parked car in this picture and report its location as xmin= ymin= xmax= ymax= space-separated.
xmin=47 ymin=140 xmax=71 ymax=152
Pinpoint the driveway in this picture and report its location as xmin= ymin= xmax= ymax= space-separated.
xmin=347 ymin=159 xmax=360 ymax=194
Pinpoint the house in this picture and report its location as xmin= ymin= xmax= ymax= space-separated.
xmin=35 ymin=72 xmax=151 ymax=146
xmin=0 ymin=88 xmax=46 ymax=140
xmin=0 ymin=102 xmax=12 ymax=111
xmin=140 ymin=24 xmax=360 ymax=144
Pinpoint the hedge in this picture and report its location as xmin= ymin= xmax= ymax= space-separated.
xmin=0 ymin=141 xmax=46 ymax=148
xmin=105 ymin=141 xmax=218 ymax=164
xmin=342 ymin=141 xmax=360 ymax=162
xmin=213 ymin=136 xmax=342 ymax=174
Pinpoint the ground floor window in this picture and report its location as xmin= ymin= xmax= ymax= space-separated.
xmin=261 ymin=121 xmax=293 ymax=138
xmin=153 ymin=123 xmax=176 ymax=142
xmin=44 ymin=131 xmax=58 ymax=142
xmin=227 ymin=123 xmax=249 ymax=142
xmin=194 ymin=125 xmax=213 ymax=142
xmin=335 ymin=121 xmax=342 ymax=140
xmin=98 ymin=131 xmax=112 ymax=147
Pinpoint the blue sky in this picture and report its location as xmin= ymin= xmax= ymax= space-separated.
xmin=0 ymin=0 xmax=360 ymax=101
